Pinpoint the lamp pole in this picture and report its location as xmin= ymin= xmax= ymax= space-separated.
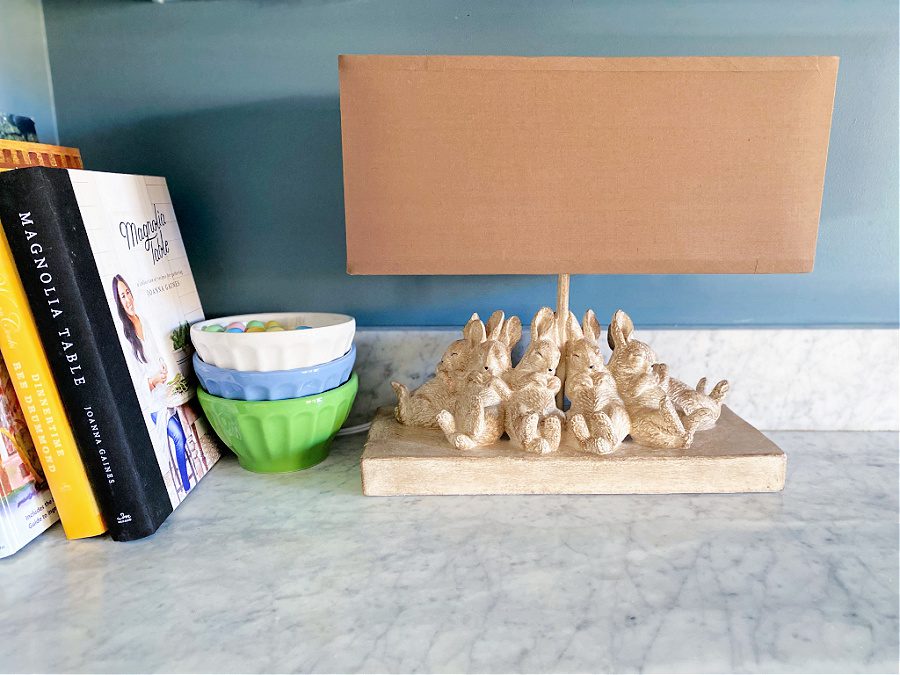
xmin=555 ymin=273 xmax=569 ymax=407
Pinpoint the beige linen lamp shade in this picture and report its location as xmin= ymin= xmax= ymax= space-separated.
xmin=338 ymin=54 xmax=838 ymax=276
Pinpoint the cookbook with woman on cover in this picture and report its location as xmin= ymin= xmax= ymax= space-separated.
xmin=0 ymin=167 xmax=220 ymax=540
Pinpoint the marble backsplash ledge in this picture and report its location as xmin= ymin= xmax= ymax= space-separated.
xmin=348 ymin=328 xmax=900 ymax=432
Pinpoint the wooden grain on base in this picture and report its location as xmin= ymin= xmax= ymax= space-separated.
xmin=361 ymin=406 xmax=786 ymax=496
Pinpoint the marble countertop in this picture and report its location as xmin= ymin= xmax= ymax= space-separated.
xmin=3 ymin=430 xmax=897 ymax=673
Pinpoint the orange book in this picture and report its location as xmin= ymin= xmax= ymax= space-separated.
xmin=0 ymin=141 xmax=104 ymax=539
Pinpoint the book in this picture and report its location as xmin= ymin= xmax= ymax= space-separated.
xmin=0 ymin=356 xmax=59 ymax=557
xmin=0 ymin=167 xmax=220 ymax=541
xmin=0 ymin=139 xmax=83 ymax=172
xmin=0 ymin=142 xmax=105 ymax=540
xmin=0 ymin=225 xmax=106 ymax=539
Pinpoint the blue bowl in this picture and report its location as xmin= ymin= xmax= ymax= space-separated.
xmin=192 ymin=345 xmax=356 ymax=401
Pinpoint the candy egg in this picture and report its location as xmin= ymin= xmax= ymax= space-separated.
xmin=245 ymin=326 xmax=265 ymax=333
xmin=203 ymin=324 xmax=225 ymax=332
xmin=264 ymin=320 xmax=282 ymax=329
xmin=246 ymin=320 xmax=265 ymax=329
xmin=265 ymin=326 xmax=285 ymax=332
xmin=295 ymin=325 xmax=311 ymax=330
xmin=225 ymin=321 xmax=245 ymax=331
xmin=226 ymin=327 xmax=244 ymax=333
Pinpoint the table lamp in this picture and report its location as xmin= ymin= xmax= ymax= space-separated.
xmin=338 ymin=55 xmax=838 ymax=496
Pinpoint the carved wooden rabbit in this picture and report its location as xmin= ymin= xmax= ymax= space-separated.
xmin=607 ymin=310 xmax=705 ymax=448
xmin=606 ymin=311 xmax=730 ymax=433
xmin=437 ymin=315 xmax=521 ymax=450
xmin=564 ymin=310 xmax=630 ymax=455
xmin=392 ymin=313 xmax=484 ymax=428
xmin=504 ymin=307 xmax=565 ymax=455
xmin=657 ymin=368 xmax=730 ymax=432
xmin=393 ymin=310 xmax=520 ymax=430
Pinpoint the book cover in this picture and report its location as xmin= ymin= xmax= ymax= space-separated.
xmin=0 ymin=357 xmax=59 ymax=558
xmin=0 ymin=227 xmax=105 ymax=539
xmin=0 ymin=167 xmax=219 ymax=540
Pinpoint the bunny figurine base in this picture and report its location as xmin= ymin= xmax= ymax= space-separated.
xmin=361 ymin=405 xmax=785 ymax=496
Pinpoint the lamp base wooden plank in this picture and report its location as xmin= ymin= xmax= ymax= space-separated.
xmin=361 ymin=406 xmax=785 ymax=496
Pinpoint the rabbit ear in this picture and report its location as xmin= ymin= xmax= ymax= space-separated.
xmin=486 ymin=310 xmax=505 ymax=341
xmin=609 ymin=309 xmax=633 ymax=350
xmin=500 ymin=315 xmax=522 ymax=350
xmin=531 ymin=307 xmax=556 ymax=342
xmin=566 ymin=310 xmax=583 ymax=341
xmin=487 ymin=341 xmax=507 ymax=366
xmin=463 ymin=315 xmax=486 ymax=346
xmin=582 ymin=309 xmax=601 ymax=345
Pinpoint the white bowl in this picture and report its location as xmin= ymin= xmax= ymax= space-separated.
xmin=190 ymin=312 xmax=355 ymax=372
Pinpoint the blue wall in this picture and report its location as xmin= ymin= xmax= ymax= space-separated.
xmin=42 ymin=0 xmax=898 ymax=327
xmin=0 ymin=0 xmax=58 ymax=144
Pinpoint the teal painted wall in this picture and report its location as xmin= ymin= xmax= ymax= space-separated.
xmin=42 ymin=0 xmax=898 ymax=327
xmin=0 ymin=0 xmax=57 ymax=144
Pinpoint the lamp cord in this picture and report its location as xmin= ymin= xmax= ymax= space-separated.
xmin=336 ymin=421 xmax=371 ymax=437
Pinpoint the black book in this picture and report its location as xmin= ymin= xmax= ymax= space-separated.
xmin=0 ymin=167 xmax=219 ymax=540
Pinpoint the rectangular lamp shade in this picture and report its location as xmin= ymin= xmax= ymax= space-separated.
xmin=339 ymin=55 xmax=838 ymax=275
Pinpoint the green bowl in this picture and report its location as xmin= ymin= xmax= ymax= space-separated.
xmin=197 ymin=372 xmax=358 ymax=473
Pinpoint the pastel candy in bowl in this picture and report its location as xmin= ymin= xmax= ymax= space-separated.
xmin=190 ymin=312 xmax=355 ymax=371
xmin=192 ymin=345 xmax=356 ymax=401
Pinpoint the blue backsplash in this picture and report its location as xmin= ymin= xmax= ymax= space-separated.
xmin=41 ymin=0 xmax=898 ymax=326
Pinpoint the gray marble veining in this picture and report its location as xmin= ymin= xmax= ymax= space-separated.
xmin=2 ymin=430 xmax=897 ymax=673
xmin=351 ymin=327 xmax=900 ymax=431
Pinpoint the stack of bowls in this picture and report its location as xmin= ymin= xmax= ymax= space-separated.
xmin=191 ymin=312 xmax=357 ymax=473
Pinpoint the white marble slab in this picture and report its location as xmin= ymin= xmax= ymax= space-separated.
xmin=351 ymin=327 xmax=899 ymax=431
xmin=2 ymin=430 xmax=897 ymax=673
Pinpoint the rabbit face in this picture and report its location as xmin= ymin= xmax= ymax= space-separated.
xmin=437 ymin=338 xmax=470 ymax=375
xmin=609 ymin=339 xmax=657 ymax=377
xmin=607 ymin=309 xmax=658 ymax=376
xmin=565 ymin=309 xmax=607 ymax=374
xmin=447 ymin=310 xmax=520 ymax=380
xmin=507 ymin=308 xmax=561 ymax=381
xmin=468 ymin=339 xmax=512 ymax=378
xmin=434 ymin=312 xmax=485 ymax=377
xmin=567 ymin=338 xmax=606 ymax=373
xmin=519 ymin=338 xmax=560 ymax=375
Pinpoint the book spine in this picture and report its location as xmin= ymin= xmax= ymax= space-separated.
xmin=0 ymin=168 xmax=172 ymax=541
xmin=0 ymin=228 xmax=106 ymax=539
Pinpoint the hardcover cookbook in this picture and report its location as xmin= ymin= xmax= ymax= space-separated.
xmin=0 ymin=167 xmax=220 ymax=540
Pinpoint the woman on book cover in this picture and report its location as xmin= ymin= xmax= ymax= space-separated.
xmin=111 ymin=274 xmax=193 ymax=495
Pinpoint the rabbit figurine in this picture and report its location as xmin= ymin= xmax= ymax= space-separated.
xmin=607 ymin=310 xmax=705 ymax=449
xmin=503 ymin=307 xmax=565 ymax=455
xmin=392 ymin=313 xmax=485 ymax=428
xmin=661 ymin=370 xmax=730 ymax=432
xmin=564 ymin=310 xmax=630 ymax=455
xmin=392 ymin=310 xmax=520 ymax=429
xmin=607 ymin=313 xmax=730 ymax=433
xmin=436 ymin=319 xmax=513 ymax=450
